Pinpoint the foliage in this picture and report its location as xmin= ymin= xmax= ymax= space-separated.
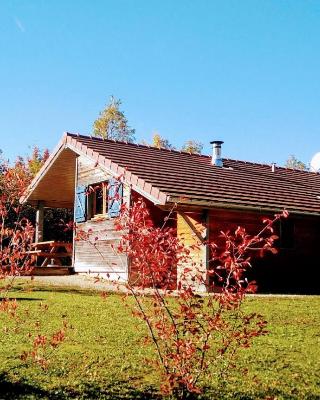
xmin=0 ymin=147 xmax=49 ymax=227
xmin=0 ymin=157 xmax=31 ymax=204
xmin=0 ymin=146 xmax=49 ymax=186
xmin=181 ymin=140 xmax=203 ymax=154
xmin=0 ymin=149 xmax=71 ymax=243
xmin=285 ymin=155 xmax=307 ymax=171
xmin=19 ymin=308 xmax=68 ymax=370
xmin=0 ymin=161 xmax=34 ymax=277
xmin=112 ymin=198 xmax=287 ymax=398
xmin=152 ymin=133 xmax=175 ymax=150
xmin=148 ymin=135 xmax=203 ymax=153
xmin=27 ymin=147 xmax=50 ymax=177
xmin=0 ymin=164 xmax=67 ymax=373
xmin=93 ymin=96 xmax=136 ymax=142
xmin=43 ymin=208 xmax=73 ymax=242
xmin=1 ymin=282 xmax=320 ymax=400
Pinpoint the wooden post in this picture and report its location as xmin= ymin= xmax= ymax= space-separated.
xmin=35 ymin=201 xmax=44 ymax=243
xmin=202 ymin=210 xmax=210 ymax=290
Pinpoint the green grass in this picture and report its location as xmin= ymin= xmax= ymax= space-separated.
xmin=0 ymin=281 xmax=319 ymax=399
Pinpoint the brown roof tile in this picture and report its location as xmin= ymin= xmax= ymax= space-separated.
xmin=67 ymin=133 xmax=320 ymax=215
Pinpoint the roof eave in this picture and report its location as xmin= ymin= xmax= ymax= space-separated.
xmin=167 ymin=196 xmax=320 ymax=217
xmin=20 ymin=133 xmax=69 ymax=204
xmin=65 ymin=135 xmax=167 ymax=206
xmin=22 ymin=132 xmax=168 ymax=207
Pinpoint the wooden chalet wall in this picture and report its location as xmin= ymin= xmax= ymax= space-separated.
xmin=128 ymin=191 xmax=176 ymax=286
xmin=73 ymin=155 xmax=128 ymax=280
xmin=174 ymin=206 xmax=320 ymax=294
xmin=209 ymin=208 xmax=320 ymax=294
xmin=176 ymin=210 xmax=208 ymax=292
xmin=72 ymin=153 xmax=319 ymax=293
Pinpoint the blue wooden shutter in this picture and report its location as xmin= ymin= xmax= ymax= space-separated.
xmin=75 ymin=185 xmax=86 ymax=222
xmin=108 ymin=179 xmax=123 ymax=217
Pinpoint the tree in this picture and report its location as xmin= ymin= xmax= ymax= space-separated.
xmin=0 ymin=147 xmax=51 ymax=229
xmin=0 ymin=156 xmax=67 ymax=371
xmin=152 ymin=133 xmax=175 ymax=150
xmin=285 ymin=155 xmax=307 ymax=171
xmin=0 ymin=149 xmax=71 ymax=244
xmin=27 ymin=147 xmax=50 ymax=177
xmin=0 ymin=157 xmax=30 ymax=206
xmin=93 ymin=96 xmax=135 ymax=142
xmin=181 ymin=140 xmax=203 ymax=154
xmin=0 ymin=146 xmax=49 ymax=188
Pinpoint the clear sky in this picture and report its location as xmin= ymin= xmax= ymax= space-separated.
xmin=0 ymin=0 xmax=319 ymax=166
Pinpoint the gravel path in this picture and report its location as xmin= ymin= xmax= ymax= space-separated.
xmin=17 ymin=275 xmax=309 ymax=297
xmin=19 ymin=274 xmax=128 ymax=293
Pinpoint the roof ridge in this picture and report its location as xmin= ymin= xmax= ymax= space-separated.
xmin=66 ymin=132 xmax=319 ymax=176
xmin=66 ymin=132 xmax=208 ymax=158
xmin=224 ymin=158 xmax=319 ymax=175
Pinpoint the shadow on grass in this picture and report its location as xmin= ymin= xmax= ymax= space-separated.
xmin=0 ymin=297 xmax=44 ymax=302
xmin=0 ymin=372 xmax=50 ymax=399
xmin=0 ymin=374 xmax=319 ymax=400
xmin=199 ymin=386 xmax=320 ymax=400
xmin=60 ymin=380 xmax=162 ymax=399
xmin=26 ymin=285 xmax=104 ymax=297
xmin=0 ymin=373 xmax=161 ymax=399
xmin=5 ymin=282 xmax=103 ymax=297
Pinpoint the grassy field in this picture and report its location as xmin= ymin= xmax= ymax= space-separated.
xmin=0 ymin=281 xmax=319 ymax=399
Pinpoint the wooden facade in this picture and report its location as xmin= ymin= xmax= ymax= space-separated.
xmin=173 ymin=206 xmax=320 ymax=294
xmin=176 ymin=211 xmax=208 ymax=292
xmin=73 ymin=155 xmax=129 ymax=280
xmin=207 ymin=208 xmax=320 ymax=294
xmin=22 ymin=133 xmax=320 ymax=293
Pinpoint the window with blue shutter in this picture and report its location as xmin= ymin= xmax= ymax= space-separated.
xmin=75 ymin=185 xmax=87 ymax=222
xmin=108 ymin=178 xmax=123 ymax=217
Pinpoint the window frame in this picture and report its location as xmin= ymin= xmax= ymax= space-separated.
xmin=87 ymin=181 xmax=108 ymax=219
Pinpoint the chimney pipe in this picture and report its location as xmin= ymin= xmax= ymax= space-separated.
xmin=210 ymin=140 xmax=224 ymax=167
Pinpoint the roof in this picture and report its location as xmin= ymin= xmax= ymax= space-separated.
xmin=23 ymin=132 xmax=320 ymax=215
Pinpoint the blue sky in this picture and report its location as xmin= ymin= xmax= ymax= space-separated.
xmin=0 ymin=0 xmax=319 ymax=166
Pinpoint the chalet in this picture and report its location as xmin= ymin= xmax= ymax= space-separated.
xmin=22 ymin=133 xmax=320 ymax=294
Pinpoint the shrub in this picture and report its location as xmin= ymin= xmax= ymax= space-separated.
xmin=113 ymin=198 xmax=287 ymax=398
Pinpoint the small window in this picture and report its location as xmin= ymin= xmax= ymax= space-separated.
xmin=88 ymin=182 xmax=108 ymax=218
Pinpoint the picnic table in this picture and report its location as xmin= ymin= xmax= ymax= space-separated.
xmin=27 ymin=241 xmax=72 ymax=267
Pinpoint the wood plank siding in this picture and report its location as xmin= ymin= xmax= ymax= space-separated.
xmin=73 ymin=155 xmax=129 ymax=280
xmin=177 ymin=210 xmax=208 ymax=291
xmin=25 ymin=148 xmax=76 ymax=208
xmin=22 ymin=133 xmax=320 ymax=293
xmin=208 ymin=208 xmax=320 ymax=294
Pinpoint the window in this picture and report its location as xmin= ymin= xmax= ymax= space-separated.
xmin=88 ymin=182 xmax=108 ymax=218
xmin=74 ymin=179 xmax=123 ymax=223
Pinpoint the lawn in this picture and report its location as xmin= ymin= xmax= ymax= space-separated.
xmin=0 ymin=280 xmax=319 ymax=399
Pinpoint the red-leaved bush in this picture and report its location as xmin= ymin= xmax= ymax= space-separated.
xmin=111 ymin=197 xmax=288 ymax=398
xmin=0 ymin=163 xmax=34 ymax=291
xmin=0 ymin=161 xmax=67 ymax=369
